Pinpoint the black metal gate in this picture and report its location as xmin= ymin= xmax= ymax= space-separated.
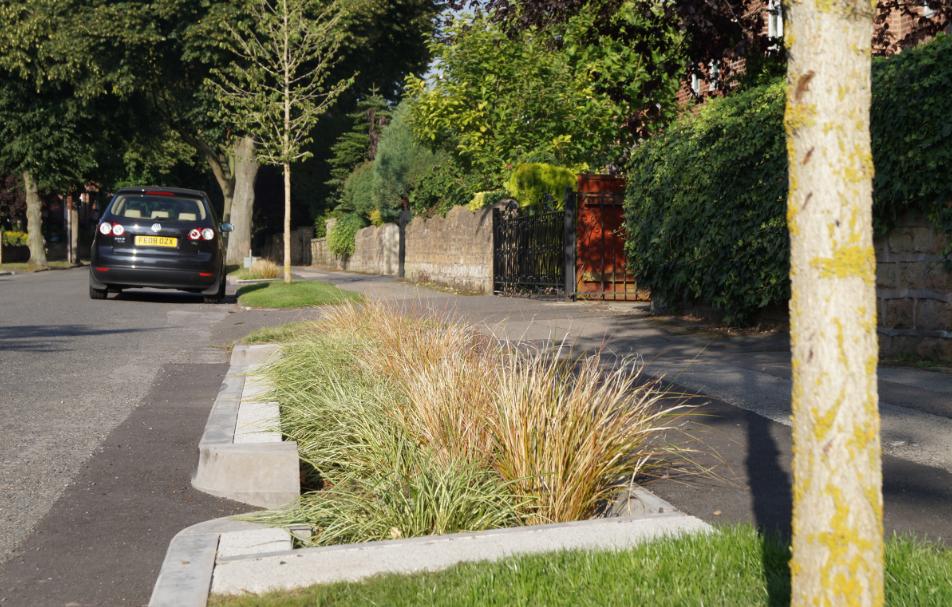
xmin=492 ymin=200 xmax=575 ymax=297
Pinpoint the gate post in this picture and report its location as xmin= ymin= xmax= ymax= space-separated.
xmin=563 ymin=189 xmax=576 ymax=300
xmin=398 ymin=206 xmax=409 ymax=279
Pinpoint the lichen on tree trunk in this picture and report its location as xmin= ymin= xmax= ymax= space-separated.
xmin=23 ymin=171 xmax=47 ymax=269
xmin=784 ymin=0 xmax=884 ymax=604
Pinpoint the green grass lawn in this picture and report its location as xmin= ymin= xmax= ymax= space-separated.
xmin=209 ymin=526 xmax=951 ymax=607
xmin=241 ymin=321 xmax=322 ymax=344
xmin=237 ymin=280 xmax=361 ymax=309
xmin=0 ymin=261 xmax=76 ymax=272
xmin=228 ymin=268 xmax=262 ymax=281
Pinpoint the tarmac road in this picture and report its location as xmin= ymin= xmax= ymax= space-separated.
xmin=0 ymin=267 xmax=317 ymax=605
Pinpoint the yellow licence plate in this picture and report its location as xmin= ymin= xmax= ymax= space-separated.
xmin=135 ymin=235 xmax=178 ymax=248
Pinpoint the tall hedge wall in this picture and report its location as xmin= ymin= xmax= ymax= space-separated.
xmin=624 ymin=34 xmax=952 ymax=324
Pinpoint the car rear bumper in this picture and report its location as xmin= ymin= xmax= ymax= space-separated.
xmin=89 ymin=264 xmax=220 ymax=293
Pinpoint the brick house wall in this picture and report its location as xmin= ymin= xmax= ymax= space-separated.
xmin=676 ymin=0 xmax=945 ymax=105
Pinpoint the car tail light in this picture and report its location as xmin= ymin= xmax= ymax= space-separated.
xmin=201 ymin=228 xmax=215 ymax=241
xmin=188 ymin=229 xmax=202 ymax=241
xmin=199 ymin=272 xmax=213 ymax=278
xmin=99 ymin=222 xmax=113 ymax=236
xmin=112 ymin=224 xmax=125 ymax=236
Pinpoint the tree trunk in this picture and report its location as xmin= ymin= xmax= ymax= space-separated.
xmin=283 ymin=162 xmax=292 ymax=284
xmin=207 ymin=156 xmax=235 ymax=224
xmin=226 ymin=136 xmax=258 ymax=267
xmin=784 ymin=0 xmax=883 ymax=605
xmin=23 ymin=171 xmax=47 ymax=269
xmin=68 ymin=195 xmax=79 ymax=266
xmin=282 ymin=1 xmax=292 ymax=285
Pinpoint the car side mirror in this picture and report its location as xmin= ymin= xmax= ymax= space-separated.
xmin=220 ymin=222 xmax=234 ymax=233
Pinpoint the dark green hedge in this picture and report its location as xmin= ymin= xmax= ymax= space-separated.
xmin=624 ymin=34 xmax=952 ymax=324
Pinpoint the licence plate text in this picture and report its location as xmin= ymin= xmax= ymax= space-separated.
xmin=135 ymin=235 xmax=178 ymax=248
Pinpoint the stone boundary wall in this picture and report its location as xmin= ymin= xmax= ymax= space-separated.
xmin=261 ymin=227 xmax=314 ymax=266
xmin=310 ymin=206 xmax=494 ymax=293
xmin=311 ymin=223 xmax=400 ymax=276
xmin=876 ymin=210 xmax=951 ymax=361
xmin=404 ymin=206 xmax=493 ymax=293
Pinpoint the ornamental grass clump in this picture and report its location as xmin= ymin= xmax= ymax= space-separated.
xmin=256 ymin=303 xmax=686 ymax=544
xmin=247 ymin=259 xmax=280 ymax=279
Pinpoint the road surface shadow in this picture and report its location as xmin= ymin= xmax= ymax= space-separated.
xmin=0 ymin=324 xmax=155 ymax=352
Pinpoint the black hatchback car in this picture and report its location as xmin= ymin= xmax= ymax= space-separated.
xmin=89 ymin=186 xmax=232 ymax=302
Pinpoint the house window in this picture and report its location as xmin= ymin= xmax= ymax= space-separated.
xmin=708 ymin=61 xmax=720 ymax=92
xmin=768 ymin=0 xmax=784 ymax=40
xmin=690 ymin=72 xmax=702 ymax=96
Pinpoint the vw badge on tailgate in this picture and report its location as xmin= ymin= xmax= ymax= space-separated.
xmin=151 ymin=223 xmax=162 ymax=232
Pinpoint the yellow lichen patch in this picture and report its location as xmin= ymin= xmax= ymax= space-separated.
xmin=847 ymin=418 xmax=876 ymax=455
xmin=814 ymin=483 xmax=878 ymax=606
xmin=787 ymin=198 xmax=802 ymax=236
xmin=813 ymin=403 xmax=839 ymax=440
xmin=839 ymin=144 xmax=875 ymax=184
xmin=810 ymin=244 xmax=875 ymax=282
xmin=784 ymin=99 xmax=817 ymax=134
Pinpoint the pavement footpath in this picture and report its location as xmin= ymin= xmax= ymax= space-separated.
xmin=296 ymin=267 xmax=952 ymax=543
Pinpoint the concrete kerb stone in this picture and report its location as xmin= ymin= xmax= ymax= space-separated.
xmin=210 ymin=509 xmax=712 ymax=596
xmin=149 ymin=517 xmax=273 ymax=607
xmin=149 ymin=487 xmax=710 ymax=606
xmin=191 ymin=344 xmax=300 ymax=509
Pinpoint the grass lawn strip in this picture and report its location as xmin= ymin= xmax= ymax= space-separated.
xmin=209 ymin=525 xmax=952 ymax=606
xmin=237 ymin=280 xmax=362 ymax=308
xmin=242 ymin=321 xmax=323 ymax=344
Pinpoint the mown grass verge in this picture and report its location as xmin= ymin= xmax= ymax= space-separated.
xmin=236 ymin=280 xmax=362 ymax=308
xmin=241 ymin=321 xmax=322 ymax=344
xmin=210 ymin=525 xmax=952 ymax=606
xmin=248 ymin=303 xmax=687 ymax=546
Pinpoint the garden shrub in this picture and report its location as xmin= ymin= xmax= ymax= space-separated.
xmin=624 ymin=34 xmax=952 ymax=324
xmin=339 ymin=161 xmax=376 ymax=218
xmin=327 ymin=213 xmax=365 ymax=259
xmin=871 ymin=33 xmax=952 ymax=245
xmin=313 ymin=211 xmax=330 ymax=238
xmin=1 ymin=230 xmax=28 ymax=246
xmin=505 ymin=163 xmax=576 ymax=209
xmin=408 ymin=152 xmax=483 ymax=215
xmin=372 ymin=101 xmax=440 ymax=215
xmin=467 ymin=190 xmax=509 ymax=211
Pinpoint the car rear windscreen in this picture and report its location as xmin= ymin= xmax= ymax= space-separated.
xmin=106 ymin=195 xmax=208 ymax=222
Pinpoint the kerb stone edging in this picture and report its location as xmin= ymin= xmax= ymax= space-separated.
xmin=212 ymin=511 xmax=711 ymax=596
xmin=149 ymin=517 xmax=267 ymax=607
xmin=149 ymin=490 xmax=710 ymax=606
xmin=191 ymin=344 xmax=300 ymax=508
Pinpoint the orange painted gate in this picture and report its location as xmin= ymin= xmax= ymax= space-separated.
xmin=574 ymin=175 xmax=644 ymax=301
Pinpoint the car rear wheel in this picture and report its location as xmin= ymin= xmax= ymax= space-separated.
xmin=89 ymin=285 xmax=108 ymax=300
xmin=203 ymin=276 xmax=226 ymax=304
